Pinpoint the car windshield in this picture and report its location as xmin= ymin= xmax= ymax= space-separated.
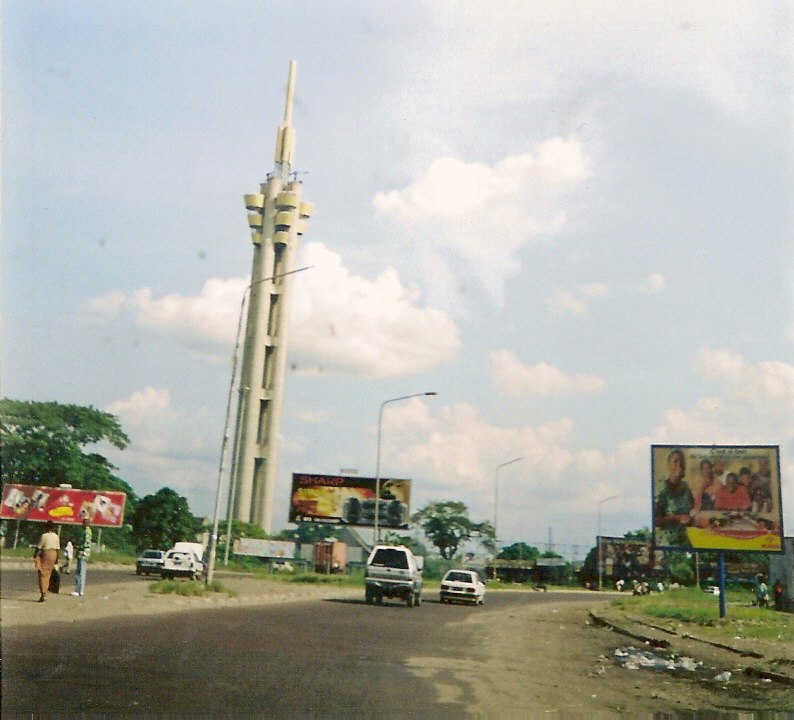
xmin=143 ymin=551 xmax=162 ymax=559
xmin=446 ymin=572 xmax=474 ymax=583
xmin=370 ymin=548 xmax=409 ymax=569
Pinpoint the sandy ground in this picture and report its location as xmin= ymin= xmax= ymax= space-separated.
xmin=407 ymin=599 xmax=794 ymax=716
xmin=3 ymin=560 xmax=792 ymax=715
xmin=1 ymin=561 xmax=360 ymax=628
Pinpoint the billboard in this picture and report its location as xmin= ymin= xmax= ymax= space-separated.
xmin=652 ymin=445 xmax=783 ymax=552
xmin=598 ymin=537 xmax=662 ymax=579
xmin=289 ymin=473 xmax=411 ymax=529
xmin=1 ymin=484 xmax=127 ymax=527
xmin=234 ymin=538 xmax=296 ymax=559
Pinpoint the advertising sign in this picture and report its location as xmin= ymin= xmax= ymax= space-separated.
xmin=598 ymin=537 xmax=661 ymax=579
xmin=651 ymin=445 xmax=783 ymax=552
xmin=289 ymin=473 xmax=411 ymax=529
xmin=1 ymin=484 xmax=127 ymax=527
xmin=234 ymin=538 xmax=296 ymax=559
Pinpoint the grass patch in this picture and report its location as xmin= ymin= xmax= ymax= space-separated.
xmin=285 ymin=571 xmax=363 ymax=587
xmin=611 ymin=587 xmax=794 ymax=643
xmin=149 ymin=579 xmax=237 ymax=598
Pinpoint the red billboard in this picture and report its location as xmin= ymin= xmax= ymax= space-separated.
xmin=1 ymin=484 xmax=126 ymax=527
xmin=289 ymin=473 xmax=411 ymax=529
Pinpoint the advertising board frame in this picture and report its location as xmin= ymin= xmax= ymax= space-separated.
xmin=651 ymin=444 xmax=783 ymax=553
xmin=289 ymin=473 xmax=411 ymax=529
xmin=1 ymin=483 xmax=127 ymax=527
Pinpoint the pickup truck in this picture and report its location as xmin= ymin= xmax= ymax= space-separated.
xmin=365 ymin=545 xmax=423 ymax=607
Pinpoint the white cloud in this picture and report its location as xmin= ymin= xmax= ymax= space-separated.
xmin=290 ymin=243 xmax=460 ymax=378
xmin=296 ymin=409 xmax=330 ymax=425
xmin=546 ymin=289 xmax=585 ymax=317
xmin=89 ymin=242 xmax=460 ymax=378
xmin=104 ymin=388 xmax=218 ymax=507
xmin=374 ymin=136 xmax=593 ymax=302
xmin=638 ymin=273 xmax=666 ymax=295
xmin=652 ymin=349 xmax=794 ymax=446
xmin=489 ymin=350 xmax=605 ymax=398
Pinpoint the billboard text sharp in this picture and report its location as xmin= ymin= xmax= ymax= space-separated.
xmin=289 ymin=473 xmax=411 ymax=529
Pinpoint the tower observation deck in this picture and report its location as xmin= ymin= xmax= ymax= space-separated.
xmin=228 ymin=61 xmax=312 ymax=533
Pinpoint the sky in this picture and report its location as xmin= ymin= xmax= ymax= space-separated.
xmin=3 ymin=1 xmax=793 ymax=559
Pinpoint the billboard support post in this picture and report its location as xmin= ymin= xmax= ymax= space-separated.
xmin=718 ymin=552 xmax=727 ymax=618
xmin=597 ymin=495 xmax=619 ymax=591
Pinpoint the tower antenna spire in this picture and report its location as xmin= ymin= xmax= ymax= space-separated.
xmin=274 ymin=60 xmax=297 ymax=176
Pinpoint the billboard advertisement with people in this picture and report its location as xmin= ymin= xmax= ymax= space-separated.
xmin=1 ymin=483 xmax=126 ymax=527
xmin=289 ymin=473 xmax=411 ymax=529
xmin=651 ymin=445 xmax=783 ymax=552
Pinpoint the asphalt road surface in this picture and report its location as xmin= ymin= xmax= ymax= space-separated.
xmin=2 ymin=566 xmax=594 ymax=718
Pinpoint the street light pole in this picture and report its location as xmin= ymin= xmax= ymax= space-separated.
xmin=205 ymin=266 xmax=311 ymax=586
xmin=493 ymin=457 xmax=523 ymax=579
xmin=597 ymin=494 xmax=619 ymax=592
xmin=373 ymin=392 xmax=437 ymax=544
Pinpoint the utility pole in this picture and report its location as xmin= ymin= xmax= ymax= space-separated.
xmin=229 ymin=61 xmax=313 ymax=533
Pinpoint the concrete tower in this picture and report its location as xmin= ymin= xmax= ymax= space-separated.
xmin=229 ymin=61 xmax=312 ymax=533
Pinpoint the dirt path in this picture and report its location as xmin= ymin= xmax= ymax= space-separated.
xmin=406 ymin=599 xmax=794 ymax=715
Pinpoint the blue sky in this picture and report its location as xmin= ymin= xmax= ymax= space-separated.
xmin=4 ymin=1 xmax=792 ymax=558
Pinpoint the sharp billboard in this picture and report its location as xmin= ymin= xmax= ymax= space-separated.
xmin=652 ymin=445 xmax=783 ymax=552
xmin=289 ymin=473 xmax=411 ymax=529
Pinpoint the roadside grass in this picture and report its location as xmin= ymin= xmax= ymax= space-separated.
xmin=611 ymin=587 xmax=794 ymax=643
xmin=2 ymin=545 xmax=136 ymax=565
xmin=149 ymin=578 xmax=238 ymax=598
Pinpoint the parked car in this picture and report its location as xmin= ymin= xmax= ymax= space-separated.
xmin=440 ymin=569 xmax=486 ymax=605
xmin=136 ymin=550 xmax=165 ymax=576
xmin=161 ymin=548 xmax=205 ymax=580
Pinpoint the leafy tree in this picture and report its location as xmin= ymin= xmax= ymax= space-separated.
xmin=277 ymin=522 xmax=340 ymax=546
xmin=1 ymin=399 xmax=136 ymax=546
xmin=412 ymin=500 xmax=494 ymax=560
xmin=1 ymin=399 xmax=131 ymax=489
xmin=130 ymin=488 xmax=203 ymax=551
xmin=498 ymin=542 xmax=540 ymax=562
xmin=624 ymin=528 xmax=651 ymax=541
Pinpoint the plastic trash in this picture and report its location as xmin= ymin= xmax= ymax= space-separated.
xmin=714 ymin=671 xmax=732 ymax=682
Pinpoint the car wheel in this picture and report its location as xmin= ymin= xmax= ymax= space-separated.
xmin=376 ymin=593 xmax=383 ymax=605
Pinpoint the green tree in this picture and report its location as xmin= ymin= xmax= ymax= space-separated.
xmin=497 ymin=542 xmax=540 ymax=562
xmin=276 ymin=522 xmax=340 ymax=546
xmin=1 ymin=399 xmax=132 ymax=492
xmin=130 ymin=488 xmax=203 ymax=551
xmin=1 ymin=399 xmax=136 ymax=546
xmin=412 ymin=500 xmax=494 ymax=560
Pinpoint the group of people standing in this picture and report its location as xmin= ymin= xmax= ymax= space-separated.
xmin=33 ymin=518 xmax=92 ymax=602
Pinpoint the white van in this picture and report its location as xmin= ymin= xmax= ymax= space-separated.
xmin=161 ymin=542 xmax=206 ymax=580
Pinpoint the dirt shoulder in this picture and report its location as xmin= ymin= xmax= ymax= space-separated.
xmin=0 ymin=560 xmax=360 ymax=628
xmin=407 ymin=597 xmax=794 ymax=715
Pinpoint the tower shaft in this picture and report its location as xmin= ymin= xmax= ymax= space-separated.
xmin=229 ymin=61 xmax=312 ymax=533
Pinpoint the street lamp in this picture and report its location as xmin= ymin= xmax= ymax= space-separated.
xmin=373 ymin=392 xmax=437 ymax=544
xmin=205 ymin=266 xmax=312 ymax=586
xmin=493 ymin=457 xmax=523 ymax=578
xmin=597 ymin=494 xmax=619 ymax=592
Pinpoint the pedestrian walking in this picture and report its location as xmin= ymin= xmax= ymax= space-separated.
xmin=60 ymin=540 xmax=74 ymax=574
xmin=71 ymin=518 xmax=92 ymax=597
xmin=34 ymin=520 xmax=60 ymax=603
xmin=754 ymin=575 xmax=769 ymax=608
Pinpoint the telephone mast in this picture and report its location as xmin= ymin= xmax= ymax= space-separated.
xmin=228 ymin=61 xmax=313 ymax=533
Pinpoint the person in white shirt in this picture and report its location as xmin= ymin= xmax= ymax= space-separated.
xmin=34 ymin=520 xmax=60 ymax=602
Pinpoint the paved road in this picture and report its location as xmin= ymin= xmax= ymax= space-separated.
xmin=2 ymin=566 xmax=594 ymax=717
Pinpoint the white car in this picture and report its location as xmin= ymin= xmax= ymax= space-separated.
xmin=440 ymin=569 xmax=486 ymax=605
xmin=161 ymin=549 xmax=205 ymax=581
